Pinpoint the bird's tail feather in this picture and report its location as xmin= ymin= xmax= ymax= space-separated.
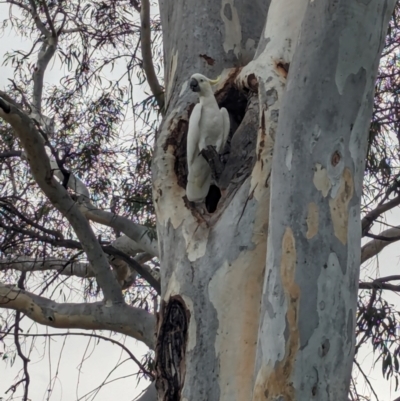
xmin=186 ymin=158 xmax=211 ymax=202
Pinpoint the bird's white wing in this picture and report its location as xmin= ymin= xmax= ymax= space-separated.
xmin=217 ymin=107 xmax=230 ymax=153
xmin=186 ymin=103 xmax=211 ymax=202
xmin=187 ymin=103 xmax=202 ymax=167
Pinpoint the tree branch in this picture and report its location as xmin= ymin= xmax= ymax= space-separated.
xmin=359 ymin=274 xmax=400 ymax=292
xmin=104 ymin=246 xmax=160 ymax=294
xmin=0 ymin=98 xmax=123 ymax=304
xmin=361 ymin=195 xmax=400 ymax=234
xmin=0 ymin=150 xmax=22 ymax=158
xmin=0 ymin=283 xmax=156 ymax=349
xmin=0 ymin=256 xmax=94 ymax=278
xmin=78 ymin=199 xmax=159 ymax=257
xmin=0 ymin=219 xmax=160 ymax=292
xmin=32 ymin=38 xmax=57 ymax=114
xmin=359 ymin=281 xmax=400 ymax=292
xmin=39 ymin=0 xmax=57 ymax=38
xmin=27 ymin=0 xmax=51 ymax=38
xmin=4 ymin=0 xmax=31 ymax=13
xmin=140 ymin=0 xmax=164 ymax=110
xmin=49 ymin=158 xmax=90 ymax=198
xmin=0 ymin=90 xmax=22 ymax=108
xmin=13 ymin=273 xmax=30 ymax=401
xmin=361 ymin=225 xmax=400 ymax=264
xmin=46 ymin=156 xmax=157 ymax=257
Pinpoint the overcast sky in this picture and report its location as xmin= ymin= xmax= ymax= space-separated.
xmin=0 ymin=3 xmax=151 ymax=400
xmin=1 ymin=2 xmax=400 ymax=401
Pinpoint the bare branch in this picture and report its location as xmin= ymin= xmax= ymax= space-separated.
xmin=359 ymin=275 xmax=400 ymax=292
xmin=359 ymin=281 xmax=400 ymax=292
xmin=14 ymin=273 xmax=30 ymax=401
xmin=27 ymin=0 xmax=51 ymax=37
xmin=39 ymin=0 xmax=57 ymax=38
xmin=0 ymin=98 xmax=123 ymax=304
xmin=46 ymin=157 xmax=157 ymax=257
xmin=78 ymin=199 xmax=159 ymax=257
xmin=0 ymin=221 xmax=160 ymax=292
xmin=0 ymin=150 xmax=22 ymax=158
xmin=353 ymin=359 xmax=379 ymax=401
xmin=374 ymin=274 xmax=400 ymax=282
xmin=4 ymin=0 xmax=30 ymax=13
xmin=112 ymin=235 xmax=148 ymax=255
xmin=0 ymin=256 xmax=94 ymax=278
xmin=0 ymin=283 xmax=156 ymax=349
xmin=361 ymin=225 xmax=400 ymax=264
xmin=361 ymin=194 xmax=400 ymax=234
xmin=131 ymin=0 xmax=141 ymax=13
xmin=104 ymin=246 xmax=160 ymax=294
xmin=50 ymin=158 xmax=90 ymax=198
xmin=140 ymin=0 xmax=164 ymax=110
xmin=32 ymin=38 xmax=57 ymax=114
xmin=0 ymin=89 xmax=23 ymax=108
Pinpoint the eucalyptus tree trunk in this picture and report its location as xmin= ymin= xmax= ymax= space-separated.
xmin=152 ymin=1 xmax=395 ymax=401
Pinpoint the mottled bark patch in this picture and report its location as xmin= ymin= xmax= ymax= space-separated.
xmin=253 ymin=228 xmax=300 ymax=400
xmin=155 ymin=296 xmax=189 ymax=401
xmin=329 ymin=168 xmax=354 ymax=245
xmin=313 ymin=163 xmax=332 ymax=197
xmin=306 ymin=202 xmax=319 ymax=239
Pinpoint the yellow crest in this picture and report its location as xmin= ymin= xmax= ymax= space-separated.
xmin=208 ymin=76 xmax=221 ymax=85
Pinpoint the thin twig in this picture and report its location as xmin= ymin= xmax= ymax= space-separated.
xmin=353 ymin=359 xmax=379 ymax=401
xmin=13 ymin=272 xmax=30 ymax=401
xmin=362 ymin=194 xmax=400 ymax=234
xmin=1 ymin=330 xmax=154 ymax=379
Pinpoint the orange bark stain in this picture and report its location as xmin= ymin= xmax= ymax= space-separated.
xmin=253 ymin=227 xmax=300 ymax=400
xmin=329 ymin=168 xmax=354 ymax=245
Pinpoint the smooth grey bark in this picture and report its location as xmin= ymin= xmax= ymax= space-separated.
xmin=153 ymin=0 xmax=398 ymax=400
xmin=153 ymin=1 xmax=272 ymax=400
xmin=253 ymin=1 xmax=396 ymax=400
xmin=0 ymin=284 xmax=155 ymax=348
xmin=159 ymin=0 xmax=270 ymax=110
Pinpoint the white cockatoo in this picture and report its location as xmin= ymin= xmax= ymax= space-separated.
xmin=186 ymin=73 xmax=230 ymax=202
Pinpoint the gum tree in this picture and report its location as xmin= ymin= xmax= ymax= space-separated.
xmin=1 ymin=0 xmax=400 ymax=400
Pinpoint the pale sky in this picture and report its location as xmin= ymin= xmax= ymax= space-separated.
xmin=1 ymin=2 xmax=400 ymax=401
xmin=0 ymin=3 xmax=151 ymax=400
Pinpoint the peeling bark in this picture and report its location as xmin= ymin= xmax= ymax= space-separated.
xmin=153 ymin=2 xmax=271 ymax=399
xmin=153 ymin=0 xmax=396 ymax=400
xmin=253 ymin=1 xmax=396 ymax=400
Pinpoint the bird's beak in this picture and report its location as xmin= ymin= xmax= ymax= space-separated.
xmin=190 ymin=78 xmax=200 ymax=92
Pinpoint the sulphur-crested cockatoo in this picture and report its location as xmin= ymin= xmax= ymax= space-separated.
xmin=186 ymin=73 xmax=230 ymax=202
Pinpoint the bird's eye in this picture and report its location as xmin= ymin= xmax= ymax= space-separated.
xmin=200 ymin=79 xmax=203 ymax=82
